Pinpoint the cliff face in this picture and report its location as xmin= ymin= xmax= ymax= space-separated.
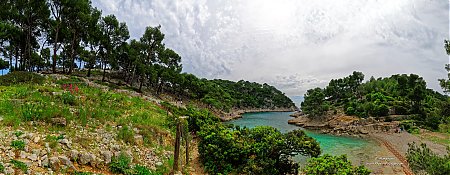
xmin=288 ymin=112 xmax=401 ymax=136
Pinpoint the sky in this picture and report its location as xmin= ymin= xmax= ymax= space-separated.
xmin=91 ymin=0 xmax=449 ymax=97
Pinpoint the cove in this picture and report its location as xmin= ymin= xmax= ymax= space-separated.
xmin=224 ymin=112 xmax=379 ymax=164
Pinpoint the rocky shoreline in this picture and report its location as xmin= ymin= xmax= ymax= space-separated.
xmin=219 ymin=107 xmax=296 ymax=121
xmin=288 ymin=112 xmax=402 ymax=137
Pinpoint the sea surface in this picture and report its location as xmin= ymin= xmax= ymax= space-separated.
xmin=225 ymin=112 xmax=379 ymax=165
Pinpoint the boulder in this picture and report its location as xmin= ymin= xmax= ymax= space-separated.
xmin=101 ymin=151 xmax=112 ymax=164
xmin=69 ymin=150 xmax=79 ymax=161
xmin=79 ymin=152 xmax=95 ymax=165
xmin=59 ymin=155 xmax=76 ymax=170
xmin=51 ymin=117 xmax=67 ymax=126
xmin=49 ymin=156 xmax=60 ymax=169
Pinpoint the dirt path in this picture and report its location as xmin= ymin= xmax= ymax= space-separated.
xmin=371 ymin=135 xmax=414 ymax=175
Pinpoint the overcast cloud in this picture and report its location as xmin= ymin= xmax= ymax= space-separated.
xmin=92 ymin=0 xmax=449 ymax=96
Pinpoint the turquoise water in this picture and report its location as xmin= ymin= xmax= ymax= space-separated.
xmin=225 ymin=112 xmax=375 ymax=162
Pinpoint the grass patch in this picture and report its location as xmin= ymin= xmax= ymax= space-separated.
xmin=0 ymin=162 xmax=4 ymax=173
xmin=0 ymin=71 xmax=45 ymax=86
xmin=11 ymin=140 xmax=25 ymax=150
xmin=13 ymin=130 xmax=24 ymax=137
xmin=45 ymin=134 xmax=64 ymax=149
xmin=118 ymin=126 xmax=135 ymax=144
xmin=110 ymin=153 xmax=133 ymax=174
xmin=10 ymin=159 xmax=27 ymax=172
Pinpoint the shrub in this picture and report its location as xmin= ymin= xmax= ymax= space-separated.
xmin=133 ymin=165 xmax=153 ymax=175
xmin=303 ymin=154 xmax=371 ymax=175
xmin=61 ymin=92 xmax=76 ymax=105
xmin=0 ymin=162 xmax=4 ymax=173
xmin=346 ymin=107 xmax=356 ymax=115
xmin=118 ymin=126 xmax=135 ymax=144
xmin=13 ymin=131 xmax=24 ymax=137
xmin=406 ymin=142 xmax=450 ymax=175
xmin=11 ymin=140 xmax=25 ymax=150
xmin=0 ymin=71 xmax=45 ymax=86
xmin=109 ymin=153 xmax=133 ymax=175
xmin=10 ymin=159 xmax=27 ymax=172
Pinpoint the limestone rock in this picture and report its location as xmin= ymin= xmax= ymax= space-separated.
xmin=28 ymin=153 xmax=38 ymax=161
xmin=51 ymin=117 xmax=67 ymax=126
xmin=49 ymin=156 xmax=60 ymax=169
xmin=69 ymin=150 xmax=79 ymax=161
xmin=42 ymin=155 xmax=49 ymax=167
xmin=5 ymin=167 xmax=15 ymax=174
xmin=101 ymin=151 xmax=112 ymax=164
xmin=79 ymin=152 xmax=95 ymax=165
xmin=59 ymin=155 xmax=76 ymax=170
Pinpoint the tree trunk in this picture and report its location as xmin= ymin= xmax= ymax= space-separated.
xmin=68 ymin=33 xmax=77 ymax=75
xmin=102 ymin=59 xmax=107 ymax=81
xmin=52 ymin=26 xmax=60 ymax=73
xmin=87 ymin=67 xmax=92 ymax=77
xmin=14 ymin=48 xmax=18 ymax=71
xmin=139 ymin=75 xmax=144 ymax=92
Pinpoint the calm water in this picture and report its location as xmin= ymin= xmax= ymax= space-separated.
xmin=225 ymin=112 xmax=377 ymax=163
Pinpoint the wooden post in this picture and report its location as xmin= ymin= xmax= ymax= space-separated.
xmin=184 ymin=124 xmax=189 ymax=165
xmin=173 ymin=121 xmax=181 ymax=173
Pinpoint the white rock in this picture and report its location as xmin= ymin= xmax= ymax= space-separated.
xmin=28 ymin=154 xmax=38 ymax=161
xmin=33 ymin=136 xmax=40 ymax=143
xmin=20 ymin=151 xmax=28 ymax=159
xmin=156 ymin=162 xmax=163 ymax=166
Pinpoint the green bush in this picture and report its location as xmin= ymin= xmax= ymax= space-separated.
xmin=346 ymin=107 xmax=356 ymax=115
xmin=110 ymin=153 xmax=133 ymax=175
xmin=303 ymin=154 xmax=371 ymax=175
xmin=0 ymin=71 xmax=45 ymax=86
xmin=0 ymin=162 xmax=4 ymax=173
xmin=10 ymin=159 xmax=27 ymax=172
xmin=406 ymin=142 xmax=450 ymax=175
xmin=61 ymin=92 xmax=76 ymax=105
xmin=133 ymin=165 xmax=153 ymax=175
xmin=13 ymin=131 xmax=24 ymax=137
xmin=11 ymin=140 xmax=25 ymax=150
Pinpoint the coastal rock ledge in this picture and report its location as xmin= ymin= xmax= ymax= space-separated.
xmin=288 ymin=112 xmax=401 ymax=136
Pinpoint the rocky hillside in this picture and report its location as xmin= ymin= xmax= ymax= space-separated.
xmin=0 ymin=72 xmax=184 ymax=174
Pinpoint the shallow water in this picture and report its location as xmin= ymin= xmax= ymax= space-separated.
xmin=225 ymin=112 xmax=379 ymax=164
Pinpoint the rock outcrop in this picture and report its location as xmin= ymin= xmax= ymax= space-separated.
xmin=288 ymin=113 xmax=401 ymax=136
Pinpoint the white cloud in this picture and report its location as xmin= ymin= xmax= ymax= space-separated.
xmin=92 ymin=0 xmax=449 ymax=96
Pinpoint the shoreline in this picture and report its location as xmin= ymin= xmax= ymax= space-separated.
xmin=219 ymin=108 xmax=296 ymax=121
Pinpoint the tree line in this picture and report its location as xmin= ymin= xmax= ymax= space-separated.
xmin=0 ymin=0 xmax=295 ymax=112
xmin=301 ymin=43 xmax=450 ymax=132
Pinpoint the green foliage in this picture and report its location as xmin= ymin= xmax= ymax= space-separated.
xmin=109 ymin=153 xmax=157 ymax=175
xmin=133 ymin=165 xmax=155 ymax=175
xmin=61 ymin=92 xmax=76 ymax=105
xmin=302 ymin=71 xmax=450 ymax=130
xmin=11 ymin=140 xmax=25 ymax=150
xmin=110 ymin=153 xmax=133 ymax=174
xmin=0 ymin=71 xmax=44 ymax=86
xmin=439 ymin=40 xmax=450 ymax=94
xmin=13 ymin=130 xmax=24 ymax=137
xmin=45 ymin=134 xmax=64 ymax=149
xmin=118 ymin=125 xmax=135 ymax=144
xmin=199 ymin=125 xmax=321 ymax=174
xmin=303 ymin=154 xmax=371 ymax=175
xmin=406 ymin=142 xmax=450 ymax=175
xmin=10 ymin=159 xmax=27 ymax=172
xmin=301 ymin=88 xmax=329 ymax=117
xmin=0 ymin=59 xmax=8 ymax=70
xmin=0 ymin=162 xmax=4 ymax=173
